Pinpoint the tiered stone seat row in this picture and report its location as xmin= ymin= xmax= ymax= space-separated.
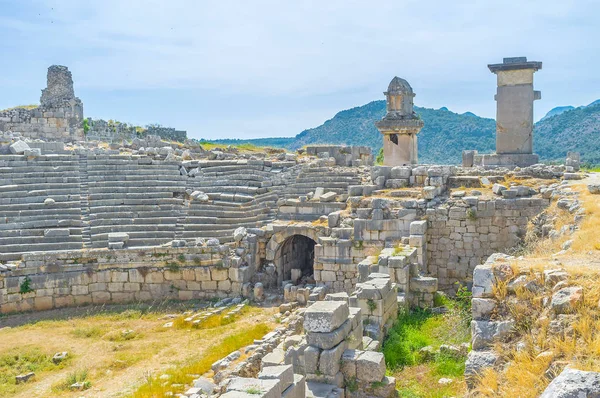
xmin=85 ymin=156 xmax=187 ymax=248
xmin=282 ymin=167 xmax=361 ymax=198
xmin=183 ymin=161 xmax=283 ymax=242
xmin=0 ymin=155 xmax=83 ymax=260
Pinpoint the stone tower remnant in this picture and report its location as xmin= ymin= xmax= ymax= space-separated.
xmin=375 ymin=77 xmax=423 ymax=166
xmin=473 ymin=57 xmax=542 ymax=167
xmin=40 ymin=65 xmax=76 ymax=106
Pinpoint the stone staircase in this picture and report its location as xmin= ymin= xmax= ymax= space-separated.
xmin=0 ymin=155 xmax=83 ymax=261
xmin=78 ymin=155 xmax=92 ymax=248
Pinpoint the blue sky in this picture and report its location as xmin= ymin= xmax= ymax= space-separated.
xmin=1 ymin=0 xmax=598 ymax=140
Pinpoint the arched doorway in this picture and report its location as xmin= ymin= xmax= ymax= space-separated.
xmin=265 ymin=225 xmax=322 ymax=286
xmin=279 ymin=235 xmax=315 ymax=283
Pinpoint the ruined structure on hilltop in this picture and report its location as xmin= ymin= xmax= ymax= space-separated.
xmin=0 ymin=65 xmax=187 ymax=143
xmin=375 ymin=77 xmax=424 ymax=166
xmin=0 ymin=65 xmax=84 ymax=141
xmin=466 ymin=57 xmax=543 ymax=168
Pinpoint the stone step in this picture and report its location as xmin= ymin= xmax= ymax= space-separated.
xmin=0 ymin=201 xmax=81 ymax=211
xmin=182 ymin=215 xmax=270 ymax=226
xmin=90 ymin=217 xmax=179 ymax=226
xmin=0 ymin=219 xmax=82 ymax=231
xmin=0 ymin=241 xmax=83 ymax=253
xmin=91 ymin=230 xmax=176 ymax=240
xmin=0 ymin=228 xmax=82 ymax=238
xmin=0 ymin=195 xmax=81 ymax=205
xmin=88 ymin=186 xmax=186 ymax=194
xmin=88 ymin=198 xmax=184 ymax=207
xmin=0 ymin=182 xmax=81 ymax=191
xmin=0 ymin=188 xmax=81 ymax=198
xmin=89 ymin=210 xmax=181 ymax=219
xmin=185 ymin=208 xmax=270 ymax=218
xmin=90 ymin=224 xmax=177 ymax=234
xmin=89 ymin=192 xmax=176 ymax=200
xmin=0 ymin=235 xmax=83 ymax=245
xmin=88 ymin=181 xmax=186 ymax=188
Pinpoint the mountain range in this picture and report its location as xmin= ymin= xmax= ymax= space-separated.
xmin=207 ymin=100 xmax=600 ymax=165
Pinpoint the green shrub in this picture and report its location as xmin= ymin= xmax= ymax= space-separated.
xmin=19 ymin=276 xmax=34 ymax=294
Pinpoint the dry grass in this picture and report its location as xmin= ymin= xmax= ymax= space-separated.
xmin=0 ymin=304 xmax=277 ymax=397
xmin=475 ymin=264 xmax=600 ymax=397
xmin=473 ymin=184 xmax=600 ymax=396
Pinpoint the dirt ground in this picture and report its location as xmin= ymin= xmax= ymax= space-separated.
xmin=0 ymin=301 xmax=277 ymax=398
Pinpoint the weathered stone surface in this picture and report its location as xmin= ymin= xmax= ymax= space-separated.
xmin=9 ymin=140 xmax=30 ymax=154
xmin=552 ymin=287 xmax=583 ymax=314
xmin=465 ymin=351 xmax=499 ymax=388
xmin=355 ymin=350 xmax=386 ymax=382
xmin=540 ymin=368 xmax=600 ymax=398
xmin=304 ymin=301 xmax=349 ymax=333
xmin=472 ymin=298 xmax=497 ymax=320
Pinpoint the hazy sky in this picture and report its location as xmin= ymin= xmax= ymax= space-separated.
xmin=1 ymin=0 xmax=598 ymax=140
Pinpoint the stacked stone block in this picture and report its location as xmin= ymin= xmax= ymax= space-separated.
xmin=303 ymin=301 xmax=361 ymax=387
xmin=371 ymin=164 xmax=456 ymax=199
xmin=350 ymin=273 xmax=397 ymax=341
xmin=313 ymin=237 xmax=357 ymax=292
xmin=305 ymin=145 xmax=373 ymax=167
xmin=0 ymin=246 xmax=247 ymax=314
xmin=427 ymin=196 xmax=549 ymax=291
xmin=341 ymin=350 xmax=396 ymax=398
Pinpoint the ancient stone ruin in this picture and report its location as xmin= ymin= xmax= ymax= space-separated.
xmin=467 ymin=57 xmax=543 ymax=168
xmin=0 ymin=63 xmax=596 ymax=397
xmin=375 ymin=77 xmax=424 ymax=166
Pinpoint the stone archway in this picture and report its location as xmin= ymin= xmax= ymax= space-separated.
xmin=279 ymin=235 xmax=316 ymax=283
xmin=265 ymin=225 xmax=322 ymax=286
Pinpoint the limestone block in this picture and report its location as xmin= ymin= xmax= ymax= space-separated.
xmin=108 ymin=232 xmax=129 ymax=243
xmin=341 ymin=349 xmax=360 ymax=379
xmin=355 ymin=350 xmax=386 ymax=382
xmin=319 ymin=341 xmax=347 ymax=376
xmin=540 ymin=368 xmax=600 ymax=398
xmin=423 ymin=186 xmax=437 ymax=200
xmin=211 ymin=268 xmax=228 ymax=281
xmin=9 ymin=140 xmax=30 ymax=154
xmin=409 ymin=220 xmax=427 ymax=235
xmin=304 ymin=346 xmax=320 ymax=374
xmin=307 ymin=319 xmax=351 ymax=350
xmin=262 ymin=348 xmax=285 ymax=367
xmin=282 ymin=374 xmax=306 ymax=398
xmin=465 ymin=351 xmax=499 ymax=388
xmin=304 ymin=301 xmax=349 ymax=333
xmin=472 ymin=298 xmax=496 ymax=320
xmin=226 ymin=377 xmax=282 ymax=398
xmin=320 ymin=192 xmax=337 ymax=202
xmin=410 ymin=276 xmax=438 ymax=293
xmin=258 ymin=365 xmax=294 ymax=391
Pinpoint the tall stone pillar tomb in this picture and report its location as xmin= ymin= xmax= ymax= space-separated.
xmin=375 ymin=77 xmax=424 ymax=166
xmin=488 ymin=57 xmax=542 ymax=166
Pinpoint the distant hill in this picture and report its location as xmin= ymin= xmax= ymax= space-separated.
xmin=541 ymin=106 xmax=575 ymax=121
xmin=202 ymin=99 xmax=600 ymax=165
xmin=290 ymin=100 xmax=496 ymax=164
xmin=535 ymin=102 xmax=600 ymax=165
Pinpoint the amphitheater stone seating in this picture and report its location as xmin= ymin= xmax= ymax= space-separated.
xmin=86 ymin=155 xmax=187 ymax=248
xmin=0 ymin=154 xmax=83 ymax=261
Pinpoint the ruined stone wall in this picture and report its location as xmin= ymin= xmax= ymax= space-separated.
xmin=0 ymin=246 xmax=252 ymax=314
xmin=0 ymin=101 xmax=84 ymax=142
xmin=427 ymin=197 xmax=549 ymax=291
